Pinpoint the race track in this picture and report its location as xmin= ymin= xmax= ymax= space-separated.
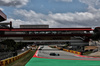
xmin=26 ymin=45 xmax=100 ymax=66
xmin=38 ymin=45 xmax=100 ymax=60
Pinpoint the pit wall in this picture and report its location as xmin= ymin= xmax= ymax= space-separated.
xmin=0 ymin=49 xmax=31 ymax=66
xmin=56 ymin=47 xmax=82 ymax=55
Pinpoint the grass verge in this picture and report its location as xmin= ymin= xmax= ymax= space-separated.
xmin=7 ymin=50 xmax=36 ymax=66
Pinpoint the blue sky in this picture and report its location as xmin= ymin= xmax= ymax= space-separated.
xmin=0 ymin=0 xmax=100 ymax=28
xmin=22 ymin=0 xmax=87 ymax=14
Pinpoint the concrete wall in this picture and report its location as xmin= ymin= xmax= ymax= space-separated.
xmin=20 ymin=25 xmax=49 ymax=28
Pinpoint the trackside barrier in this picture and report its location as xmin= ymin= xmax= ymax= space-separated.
xmin=0 ymin=49 xmax=31 ymax=66
xmin=56 ymin=47 xmax=82 ymax=55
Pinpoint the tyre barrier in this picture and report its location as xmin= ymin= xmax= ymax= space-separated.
xmin=56 ymin=47 xmax=82 ymax=55
xmin=0 ymin=49 xmax=31 ymax=66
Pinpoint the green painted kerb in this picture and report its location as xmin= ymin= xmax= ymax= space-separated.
xmin=26 ymin=58 xmax=100 ymax=66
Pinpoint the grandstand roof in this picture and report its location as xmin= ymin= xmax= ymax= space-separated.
xmin=0 ymin=10 xmax=7 ymax=22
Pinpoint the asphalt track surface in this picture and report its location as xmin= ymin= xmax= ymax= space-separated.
xmin=38 ymin=46 xmax=100 ymax=60
xmin=26 ymin=46 xmax=100 ymax=66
